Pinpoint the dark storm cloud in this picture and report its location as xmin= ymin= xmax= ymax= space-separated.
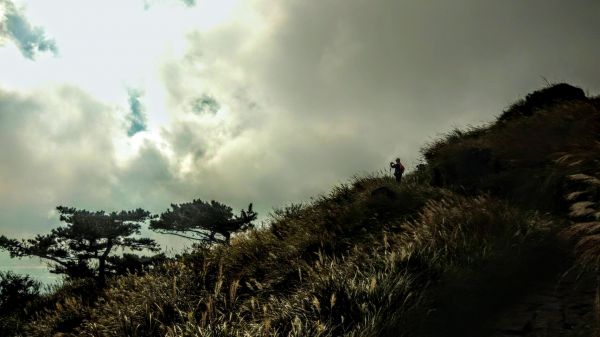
xmin=127 ymin=89 xmax=148 ymax=136
xmin=1 ymin=0 xmax=58 ymax=60
xmin=253 ymin=0 xmax=600 ymax=125
xmin=157 ymin=0 xmax=600 ymax=212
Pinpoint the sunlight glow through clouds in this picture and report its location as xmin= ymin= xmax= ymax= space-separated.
xmin=0 ymin=0 xmax=259 ymax=183
xmin=2 ymin=0 xmax=243 ymax=140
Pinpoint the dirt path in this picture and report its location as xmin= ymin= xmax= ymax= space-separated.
xmin=489 ymin=271 xmax=595 ymax=337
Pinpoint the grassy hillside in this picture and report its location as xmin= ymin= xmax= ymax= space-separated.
xmin=2 ymin=83 xmax=599 ymax=337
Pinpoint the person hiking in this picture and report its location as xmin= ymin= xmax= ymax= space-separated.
xmin=390 ymin=158 xmax=405 ymax=183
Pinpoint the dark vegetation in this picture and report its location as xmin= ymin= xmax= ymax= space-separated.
xmin=0 ymin=272 xmax=40 ymax=334
xmin=0 ymin=207 xmax=161 ymax=285
xmin=0 ymin=83 xmax=599 ymax=336
xmin=150 ymin=200 xmax=257 ymax=245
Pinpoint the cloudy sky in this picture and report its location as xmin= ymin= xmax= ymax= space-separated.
xmin=1 ymin=0 xmax=599 ymax=281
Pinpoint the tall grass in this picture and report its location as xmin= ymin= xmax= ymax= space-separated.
xmin=555 ymin=139 xmax=600 ymax=334
xmin=422 ymin=99 xmax=600 ymax=211
xmin=19 ymin=178 xmax=555 ymax=337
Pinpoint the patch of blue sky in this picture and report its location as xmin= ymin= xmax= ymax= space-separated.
xmin=4 ymin=1 xmax=58 ymax=60
xmin=127 ymin=89 xmax=148 ymax=137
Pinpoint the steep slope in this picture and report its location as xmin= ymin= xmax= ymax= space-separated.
xmin=4 ymin=83 xmax=600 ymax=337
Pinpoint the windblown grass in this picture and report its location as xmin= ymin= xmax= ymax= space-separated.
xmin=556 ymin=140 xmax=600 ymax=268
xmin=422 ymin=98 xmax=600 ymax=211
xmin=20 ymin=178 xmax=554 ymax=337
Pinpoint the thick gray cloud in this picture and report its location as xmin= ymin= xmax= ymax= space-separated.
xmin=1 ymin=0 xmax=57 ymax=59
xmin=0 ymin=86 xmax=185 ymax=281
xmin=2 ymin=0 xmax=600 ymax=228
xmin=0 ymin=86 xmax=118 ymax=233
xmin=250 ymin=0 xmax=600 ymax=127
xmin=0 ymin=86 xmax=120 ymax=281
xmin=157 ymin=0 xmax=600 ymax=209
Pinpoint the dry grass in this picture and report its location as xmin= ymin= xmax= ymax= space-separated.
xmin=555 ymin=137 xmax=600 ymax=335
xmin=422 ymin=99 xmax=600 ymax=211
xmin=18 ymin=182 xmax=554 ymax=337
xmin=556 ymin=141 xmax=600 ymax=267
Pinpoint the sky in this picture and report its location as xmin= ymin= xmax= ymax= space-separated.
xmin=1 ymin=0 xmax=600 ymax=283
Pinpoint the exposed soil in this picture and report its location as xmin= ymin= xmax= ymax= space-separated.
xmin=489 ymin=270 xmax=596 ymax=337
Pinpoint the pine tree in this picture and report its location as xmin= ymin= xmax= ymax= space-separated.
xmin=0 ymin=206 xmax=160 ymax=284
xmin=150 ymin=200 xmax=257 ymax=245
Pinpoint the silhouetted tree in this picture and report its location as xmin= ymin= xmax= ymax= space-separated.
xmin=0 ymin=207 xmax=160 ymax=284
xmin=150 ymin=200 xmax=257 ymax=245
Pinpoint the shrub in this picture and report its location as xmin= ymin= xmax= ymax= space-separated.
xmin=0 ymin=271 xmax=41 ymax=336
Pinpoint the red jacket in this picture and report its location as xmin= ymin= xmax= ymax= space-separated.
xmin=391 ymin=162 xmax=405 ymax=176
